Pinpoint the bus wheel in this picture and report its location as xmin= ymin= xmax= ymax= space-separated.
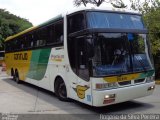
xmin=11 ymin=68 xmax=15 ymax=80
xmin=15 ymin=70 xmax=20 ymax=84
xmin=55 ymin=78 xmax=68 ymax=101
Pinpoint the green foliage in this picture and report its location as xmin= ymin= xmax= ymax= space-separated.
xmin=0 ymin=9 xmax=33 ymax=49
xmin=143 ymin=7 xmax=160 ymax=78
xmin=129 ymin=0 xmax=160 ymax=56
xmin=143 ymin=8 xmax=160 ymax=55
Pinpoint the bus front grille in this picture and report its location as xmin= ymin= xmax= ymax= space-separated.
xmin=118 ymin=81 xmax=131 ymax=86
xmin=134 ymin=79 xmax=145 ymax=84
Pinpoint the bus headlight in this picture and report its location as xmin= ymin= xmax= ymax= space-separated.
xmin=146 ymin=76 xmax=154 ymax=83
xmin=96 ymin=83 xmax=117 ymax=89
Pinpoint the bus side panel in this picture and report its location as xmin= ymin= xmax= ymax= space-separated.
xmin=48 ymin=47 xmax=66 ymax=92
xmin=25 ymin=48 xmax=51 ymax=90
xmin=27 ymin=48 xmax=51 ymax=80
xmin=5 ymin=51 xmax=32 ymax=80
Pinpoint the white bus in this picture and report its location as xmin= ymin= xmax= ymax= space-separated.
xmin=5 ymin=8 xmax=155 ymax=106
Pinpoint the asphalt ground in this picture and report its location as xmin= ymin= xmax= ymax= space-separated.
xmin=0 ymin=71 xmax=159 ymax=120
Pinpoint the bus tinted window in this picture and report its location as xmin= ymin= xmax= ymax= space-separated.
xmin=55 ymin=21 xmax=63 ymax=43
xmin=87 ymin=12 xmax=145 ymax=29
xmin=25 ymin=34 xmax=34 ymax=48
xmin=5 ymin=19 xmax=64 ymax=53
xmin=68 ymin=13 xmax=85 ymax=33
xmin=35 ymin=28 xmax=47 ymax=47
xmin=47 ymin=25 xmax=54 ymax=45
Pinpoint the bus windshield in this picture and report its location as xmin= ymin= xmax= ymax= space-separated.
xmin=91 ymin=33 xmax=153 ymax=76
xmin=67 ymin=11 xmax=153 ymax=78
xmin=87 ymin=12 xmax=145 ymax=29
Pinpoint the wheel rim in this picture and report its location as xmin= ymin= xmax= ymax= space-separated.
xmin=15 ymin=76 xmax=19 ymax=82
xmin=58 ymin=83 xmax=67 ymax=99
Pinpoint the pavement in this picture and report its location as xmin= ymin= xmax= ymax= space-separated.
xmin=0 ymin=71 xmax=160 ymax=119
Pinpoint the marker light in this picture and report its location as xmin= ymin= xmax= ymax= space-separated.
xmin=148 ymin=85 xmax=155 ymax=91
xmin=104 ymin=94 xmax=116 ymax=99
xmin=104 ymin=95 xmax=110 ymax=99
xmin=103 ymin=94 xmax=116 ymax=104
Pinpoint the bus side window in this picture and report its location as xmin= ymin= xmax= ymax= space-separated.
xmin=23 ymin=36 xmax=28 ymax=49
xmin=5 ymin=42 xmax=9 ymax=52
xmin=55 ymin=21 xmax=63 ymax=44
xmin=68 ymin=13 xmax=85 ymax=34
xmin=31 ymin=41 xmax=34 ymax=47
xmin=47 ymin=25 xmax=54 ymax=45
xmin=35 ymin=28 xmax=47 ymax=47
xmin=7 ymin=42 xmax=11 ymax=52
xmin=25 ymin=34 xmax=34 ymax=49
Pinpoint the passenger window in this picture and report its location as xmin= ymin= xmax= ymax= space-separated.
xmin=25 ymin=34 xmax=34 ymax=49
xmin=47 ymin=25 xmax=54 ymax=45
xmin=36 ymin=28 xmax=47 ymax=47
xmin=68 ymin=13 xmax=85 ymax=33
xmin=55 ymin=21 xmax=63 ymax=43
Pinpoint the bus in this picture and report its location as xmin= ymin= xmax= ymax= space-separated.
xmin=5 ymin=8 xmax=155 ymax=106
xmin=0 ymin=51 xmax=5 ymax=65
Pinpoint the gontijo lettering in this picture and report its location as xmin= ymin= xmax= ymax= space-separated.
xmin=14 ymin=53 xmax=28 ymax=60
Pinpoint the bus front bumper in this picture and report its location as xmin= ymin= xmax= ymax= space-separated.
xmin=92 ymin=82 xmax=155 ymax=107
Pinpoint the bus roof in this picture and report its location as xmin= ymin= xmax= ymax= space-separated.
xmin=5 ymin=7 xmax=140 ymax=42
xmin=66 ymin=7 xmax=140 ymax=15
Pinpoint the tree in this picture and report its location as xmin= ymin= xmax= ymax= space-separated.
xmin=130 ymin=0 xmax=160 ymax=13
xmin=129 ymin=0 xmax=160 ymax=56
xmin=0 ymin=9 xmax=33 ymax=50
xmin=74 ymin=0 xmax=127 ymax=8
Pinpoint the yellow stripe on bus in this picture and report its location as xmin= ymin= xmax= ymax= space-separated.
xmin=103 ymin=73 xmax=140 ymax=83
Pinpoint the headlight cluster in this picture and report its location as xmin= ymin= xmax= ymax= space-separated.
xmin=96 ymin=83 xmax=117 ymax=89
xmin=146 ymin=76 xmax=155 ymax=83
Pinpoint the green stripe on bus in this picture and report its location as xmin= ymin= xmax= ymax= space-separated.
xmin=27 ymin=48 xmax=51 ymax=80
xmin=139 ymin=70 xmax=155 ymax=79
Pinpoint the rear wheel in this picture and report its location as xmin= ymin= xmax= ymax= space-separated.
xmin=55 ymin=78 xmax=68 ymax=101
xmin=15 ymin=70 xmax=21 ymax=84
xmin=11 ymin=68 xmax=15 ymax=80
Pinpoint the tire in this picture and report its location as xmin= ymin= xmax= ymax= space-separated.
xmin=11 ymin=69 xmax=15 ymax=81
xmin=55 ymin=78 xmax=68 ymax=101
xmin=15 ymin=70 xmax=21 ymax=84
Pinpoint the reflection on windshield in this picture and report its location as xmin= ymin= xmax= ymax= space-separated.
xmin=92 ymin=33 xmax=153 ymax=76
xmin=87 ymin=12 xmax=145 ymax=29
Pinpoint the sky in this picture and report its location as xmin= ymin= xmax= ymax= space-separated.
xmin=0 ymin=0 xmax=75 ymax=25
xmin=0 ymin=0 xmax=133 ymax=26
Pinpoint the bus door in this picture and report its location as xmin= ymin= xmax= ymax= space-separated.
xmin=74 ymin=36 xmax=92 ymax=105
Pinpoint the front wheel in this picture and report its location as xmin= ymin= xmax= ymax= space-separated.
xmin=55 ymin=78 xmax=68 ymax=101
